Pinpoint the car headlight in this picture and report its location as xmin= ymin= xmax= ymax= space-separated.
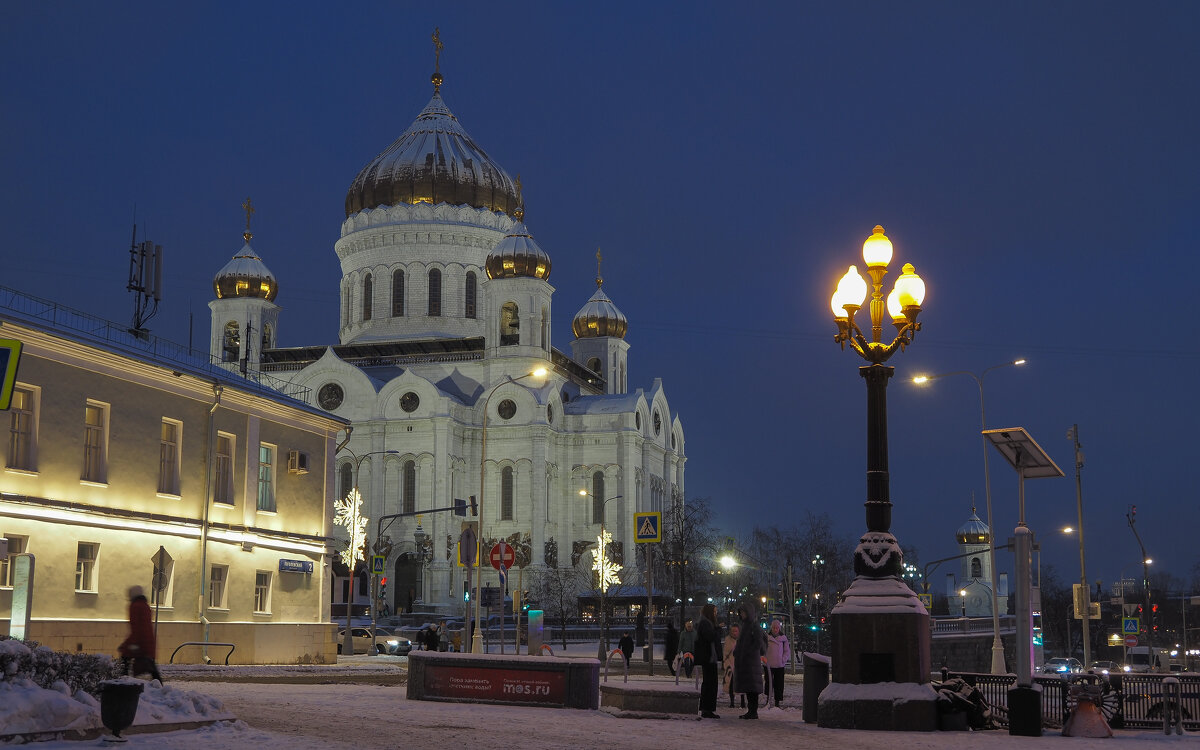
xmin=386 ymin=639 xmax=399 ymax=646
xmin=1123 ymin=665 xmax=1131 ymax=672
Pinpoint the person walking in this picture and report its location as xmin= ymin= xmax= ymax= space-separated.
xmin=732 ymin=602 xmax=766 ymax=719
xmin=694 ymin=604 xmax=722 ymax=719
xmin=664 ymin=621 xmax=679 ymax=676
xmin=437 ymin=621 xmax=449 ymax=652
xmin=723 ymin=623 xmax=745 ymax=709
xmin=618 ymin=631 xmax=634 ymax=667
xmin=678 ymin=619 xmax=696 ymax=677
xmin=118 ymin=586 xmax=162 ymax=683
xmin=765 ymin=619 xmax=791 ymax=707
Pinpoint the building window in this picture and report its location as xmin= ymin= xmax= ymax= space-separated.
xmin=465 ymin=271 xmax=477 ymax=319
xmin=427 ymin=269 xmax=442 ymax=316
xmin=82 ymin=401 xmax=108 ymax=483
xmin=215 ymin=433 xmax=235 ymax=505
xmin=1 ymin=535 xmax=27 ymax=587
xmin=392 ymin=269 xmax=405 ymax=317
xmin=362 ymin=273 xmax=373 ymax=321
xmin=257 ymin=443 xmax=275 ymax=512
xmin=76 ymin=542 xmax=98 ymax=592
xmin=150 ymin=549 xmax=174 ymax=607
xmin=158 ymin=419 xmax=181 ymax=495
xmin=7 ymin=385 xmax=37 ymax=471
xmin=222 ymin=321 xmax=240 ymax=362
xmin=592 ymin=471 xmax=605 ymax=524
xmin=501 ymin=466 xmax=514 ymax=521
xmin=262 ymin=323 xmax=272 ymax=351
xmin=343 ymin=283 xmax=351 ymax=326
xmin=500 ymin=302 xmax=519 ymax=345
xmin=209 ymin=565 xmax=228 ymax=608
xmin=541 ymin=306 xmax=549 ymax=351
xmin=254 ymin=571 xmax=272 ymax=613
xmin=970 ymin=557 xmax=982 ymax=579
xmin=402 ymin=460 xmax=416 ymax=514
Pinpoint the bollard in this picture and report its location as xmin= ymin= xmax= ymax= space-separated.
xmin=1162 ymin=677 xmax=1183 ymax=736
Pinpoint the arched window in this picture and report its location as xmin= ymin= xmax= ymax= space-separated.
xmin=222 ymin=321 xmax=240 ymax=362
xmin=501 ymin=466 xmax=514 ymax=520
xmin=427 ymin=269 xmax=442 ymax=316
xmin=362 ymin=274 xmax=373 ymax=321
xmin=402 ymin=460 xmax=416 ymax=514
xmin=262 ymin=323 xmax=272 ymax=351
xmin=391 ymin=269 xmax=404 ymax=317
xmin=343 ymin=282 xmax=351 ymax=325
xmin=339 ymin=463 xmax=353 ymax=500
xmin=465 ymin=272 xmax=477 ymax=319
xmin=970 ymin=557 xmax=982 ymax=579
xmin=587 ymin=357 xmax=601 ymax=374
xmin=500 ymin=302 xmax=519 ymax=345
xmin=591 ymin=471 xmax=605 ymax=524
xmin=541 ymin=306 xmax=549 ymax=351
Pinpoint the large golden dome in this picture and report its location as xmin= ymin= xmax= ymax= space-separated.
xmin=344 ymin=92 xmax=519 ymax=218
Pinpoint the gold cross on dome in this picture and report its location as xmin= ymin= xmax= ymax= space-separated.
xmin=433 ymin=28 xmax=443 ymax=71
xmin=242 ymin=197 xmax=255 ymax=241
xmin=595 ymin=248 xmax=604 ymax=288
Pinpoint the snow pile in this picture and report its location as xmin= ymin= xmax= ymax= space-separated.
xmin=831 ymin=577 xmax=928 ymax=615
xmin=0 ymin=677 xmax=233 ymax=738
xmin=819 ymin=680 xmax=937 ymax=705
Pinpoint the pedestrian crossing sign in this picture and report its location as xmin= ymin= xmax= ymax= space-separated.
xmin=633 ymin=512 xmax=661 ymax=543
xmin=372 ymin=555 xmax=385 ymax=575
xmin=1123 ymin=617 xmax=1139 ymax=634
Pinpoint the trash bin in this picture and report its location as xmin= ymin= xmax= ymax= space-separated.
xmin=803 ymin=652 xmax=830 ymax=724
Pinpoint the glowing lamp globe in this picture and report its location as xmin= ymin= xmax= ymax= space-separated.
xmin=831 ymin=265 xmax=867 ymax=317
xmin=893 ymin=263 xmax=926 ymax=308
xmin=862 ymin=225 xmax=894 ymax=268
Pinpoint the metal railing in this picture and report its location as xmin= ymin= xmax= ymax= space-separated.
xmin=943 ymin=670 xmax=1200 ymax=730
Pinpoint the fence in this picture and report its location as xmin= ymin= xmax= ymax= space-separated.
xmin=944 ymin=670 xmax=1200 ymax=731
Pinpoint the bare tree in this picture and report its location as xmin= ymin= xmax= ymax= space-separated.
xmin=529 ymin=563 xmax=590 ymax=650
xmin=659 ymin=496 xmax=721 ymax=626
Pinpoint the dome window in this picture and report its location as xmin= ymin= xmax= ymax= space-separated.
xmin=497 ymin=399 xmax=516 ymax=420
xmin=500 ymin=302 xmax=519 ymax=346
xmin=465 ymin=272 xmax=477 ymax=319
xmin=392 ymin=270 xmax=405 ymax=317
xmin=222 ymin=322 xmax=240 ymax=363
xmin=428 ymin=269 xmax=442 ymax=316
xmin=362 ymin=274 xmax=373 ymax=321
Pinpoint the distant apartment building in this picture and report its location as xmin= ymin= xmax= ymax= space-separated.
xmin=0 ymin=287 xmax=347 ymax=664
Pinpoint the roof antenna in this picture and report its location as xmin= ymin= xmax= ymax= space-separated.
xmin=127 ymin=206 xmax=164 ymax=339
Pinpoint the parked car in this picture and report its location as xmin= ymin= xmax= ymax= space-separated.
xmin=374 ymin=627 xmax=413 ymax=655
xmin=337 ymin=627 xmax=377 ymax=654
xmin=1042 ymin=657 xmax=1083 ymax=674
xmin=1089 ymin=660 xmax=1119 ymax=675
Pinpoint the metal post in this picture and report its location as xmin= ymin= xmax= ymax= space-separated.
xmin=647 ymin=544 xmax=655 ymax=676
xmin=1070 ymin=424 xmax=1091 ymax=668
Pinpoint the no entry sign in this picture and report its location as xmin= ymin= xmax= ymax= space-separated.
xmin=490 ymin=542 xmax=515 ymax=570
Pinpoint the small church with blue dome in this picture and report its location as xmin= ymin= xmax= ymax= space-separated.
xmin=945 ymin=509 xmax=1009 ymax=618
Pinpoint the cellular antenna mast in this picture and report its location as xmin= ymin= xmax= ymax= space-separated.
xmin=126 ymin=214 xmax=164 ymax=338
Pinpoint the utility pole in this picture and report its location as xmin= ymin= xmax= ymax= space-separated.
xmin=1069 ymin=425 xmax=1091 ymax=668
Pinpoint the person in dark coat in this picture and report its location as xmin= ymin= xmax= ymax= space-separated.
xmin=618 ymin=631 xmax=634 ymax=667
xmin=118 ymin=585 xmax=162 ymax=682
xmin=732 ymin=601 xmax=766 ymax=718
xmin=664 ymin=622 xmax=679 ymax=675
xmin=694 ymin=603 xmax=723 ymax=719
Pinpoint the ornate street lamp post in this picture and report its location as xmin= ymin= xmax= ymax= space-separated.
xmin=823 ymin=225 xmax=935 ymax=730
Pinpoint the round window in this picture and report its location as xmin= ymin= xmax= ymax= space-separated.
xmin=318 ymin=383 xmax=344 ymax=410
xmin=400 ymin=391 xmax=420 ymax=412
xmin=497 ymin=399 xmax=517 ymax=420
xmin=653 ymin=410 xmax=661 ymax=436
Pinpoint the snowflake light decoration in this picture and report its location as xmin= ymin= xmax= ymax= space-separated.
xmin=592 ymin=528 xmax=622 ymax=592
xmin=334 ymin=488 xmax=369 ymax=568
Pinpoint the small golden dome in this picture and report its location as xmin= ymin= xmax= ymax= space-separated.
xmin=956 ymin=511 xmax=991 ymax=545
xmin=213 ymin=242 xmax=278 ymax=301
xmin=572 ymin=284 xmax=627 ymax=339
xmin=485 ymin=221 xmax=551 ymax=280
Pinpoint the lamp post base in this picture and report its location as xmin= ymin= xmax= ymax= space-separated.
xmin=990 ymin=635 xmax=1007 ymax=674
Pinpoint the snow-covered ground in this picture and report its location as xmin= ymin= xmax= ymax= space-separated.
xmin=2 ymin=649 xmax=1194 ymax=749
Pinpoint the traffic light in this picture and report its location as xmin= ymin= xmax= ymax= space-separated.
xmin=454 ymin=498 xmax=466 ymax=516
xmin=463 ymin=581 xmax=470 ymax=602
xmin=793 ymin=581 xmax=803 ymax=606
xmin=380 ymin=577 xmax=388 ymax=599
xmin=522 ymin=590 xmax=531 ymax=612
xmin=469 ymin=495 xmax=478 ymax=516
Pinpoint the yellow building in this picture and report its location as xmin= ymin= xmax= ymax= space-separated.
xmin=0 ymin=287 xmax=347 ymax=664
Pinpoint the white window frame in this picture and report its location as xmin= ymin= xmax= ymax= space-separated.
xmin=82 ymin=400 xmax=109 ymax=484
xmin=158 ymin=418 xmax=182 ymax=496
xmin=257 ymin=443 xmax=276 ymax=512
xmin=209 ymin=564 xmax=228 ymax=609
xmin=7 ymin=384 xmax=38 ymax=472
xmin=214 ymin=432 xmax=235 ymax=505
xmin=75 ymin=542 xmax=98 ymax=592
xmin=1 ymin=535 xmax=28 ymax=587
xmin=254 ymin=570 xmax=272 ymax=613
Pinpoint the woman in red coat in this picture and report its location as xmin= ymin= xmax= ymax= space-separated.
xmin=118 ymin=585 xmax=162 ymax=682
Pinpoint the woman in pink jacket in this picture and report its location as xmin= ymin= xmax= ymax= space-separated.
xmin=764 ymin=619 xmax=791 ymax=707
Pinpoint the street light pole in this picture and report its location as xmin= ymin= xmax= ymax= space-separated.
xmin=912 ymin=358 xmax=1025 ymax=674
xmin=580 ymin=490 xmax=623 ymax=659
xmin=338 ymin=447 xmax=399 ymax=657
xmin=1127 ymin=507 xmax=1153 ymax=654
xmin=472 ymin=368 xmax=547 ymax=654
xmin=1067 ymin=424 xmax=1091 ymax=668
